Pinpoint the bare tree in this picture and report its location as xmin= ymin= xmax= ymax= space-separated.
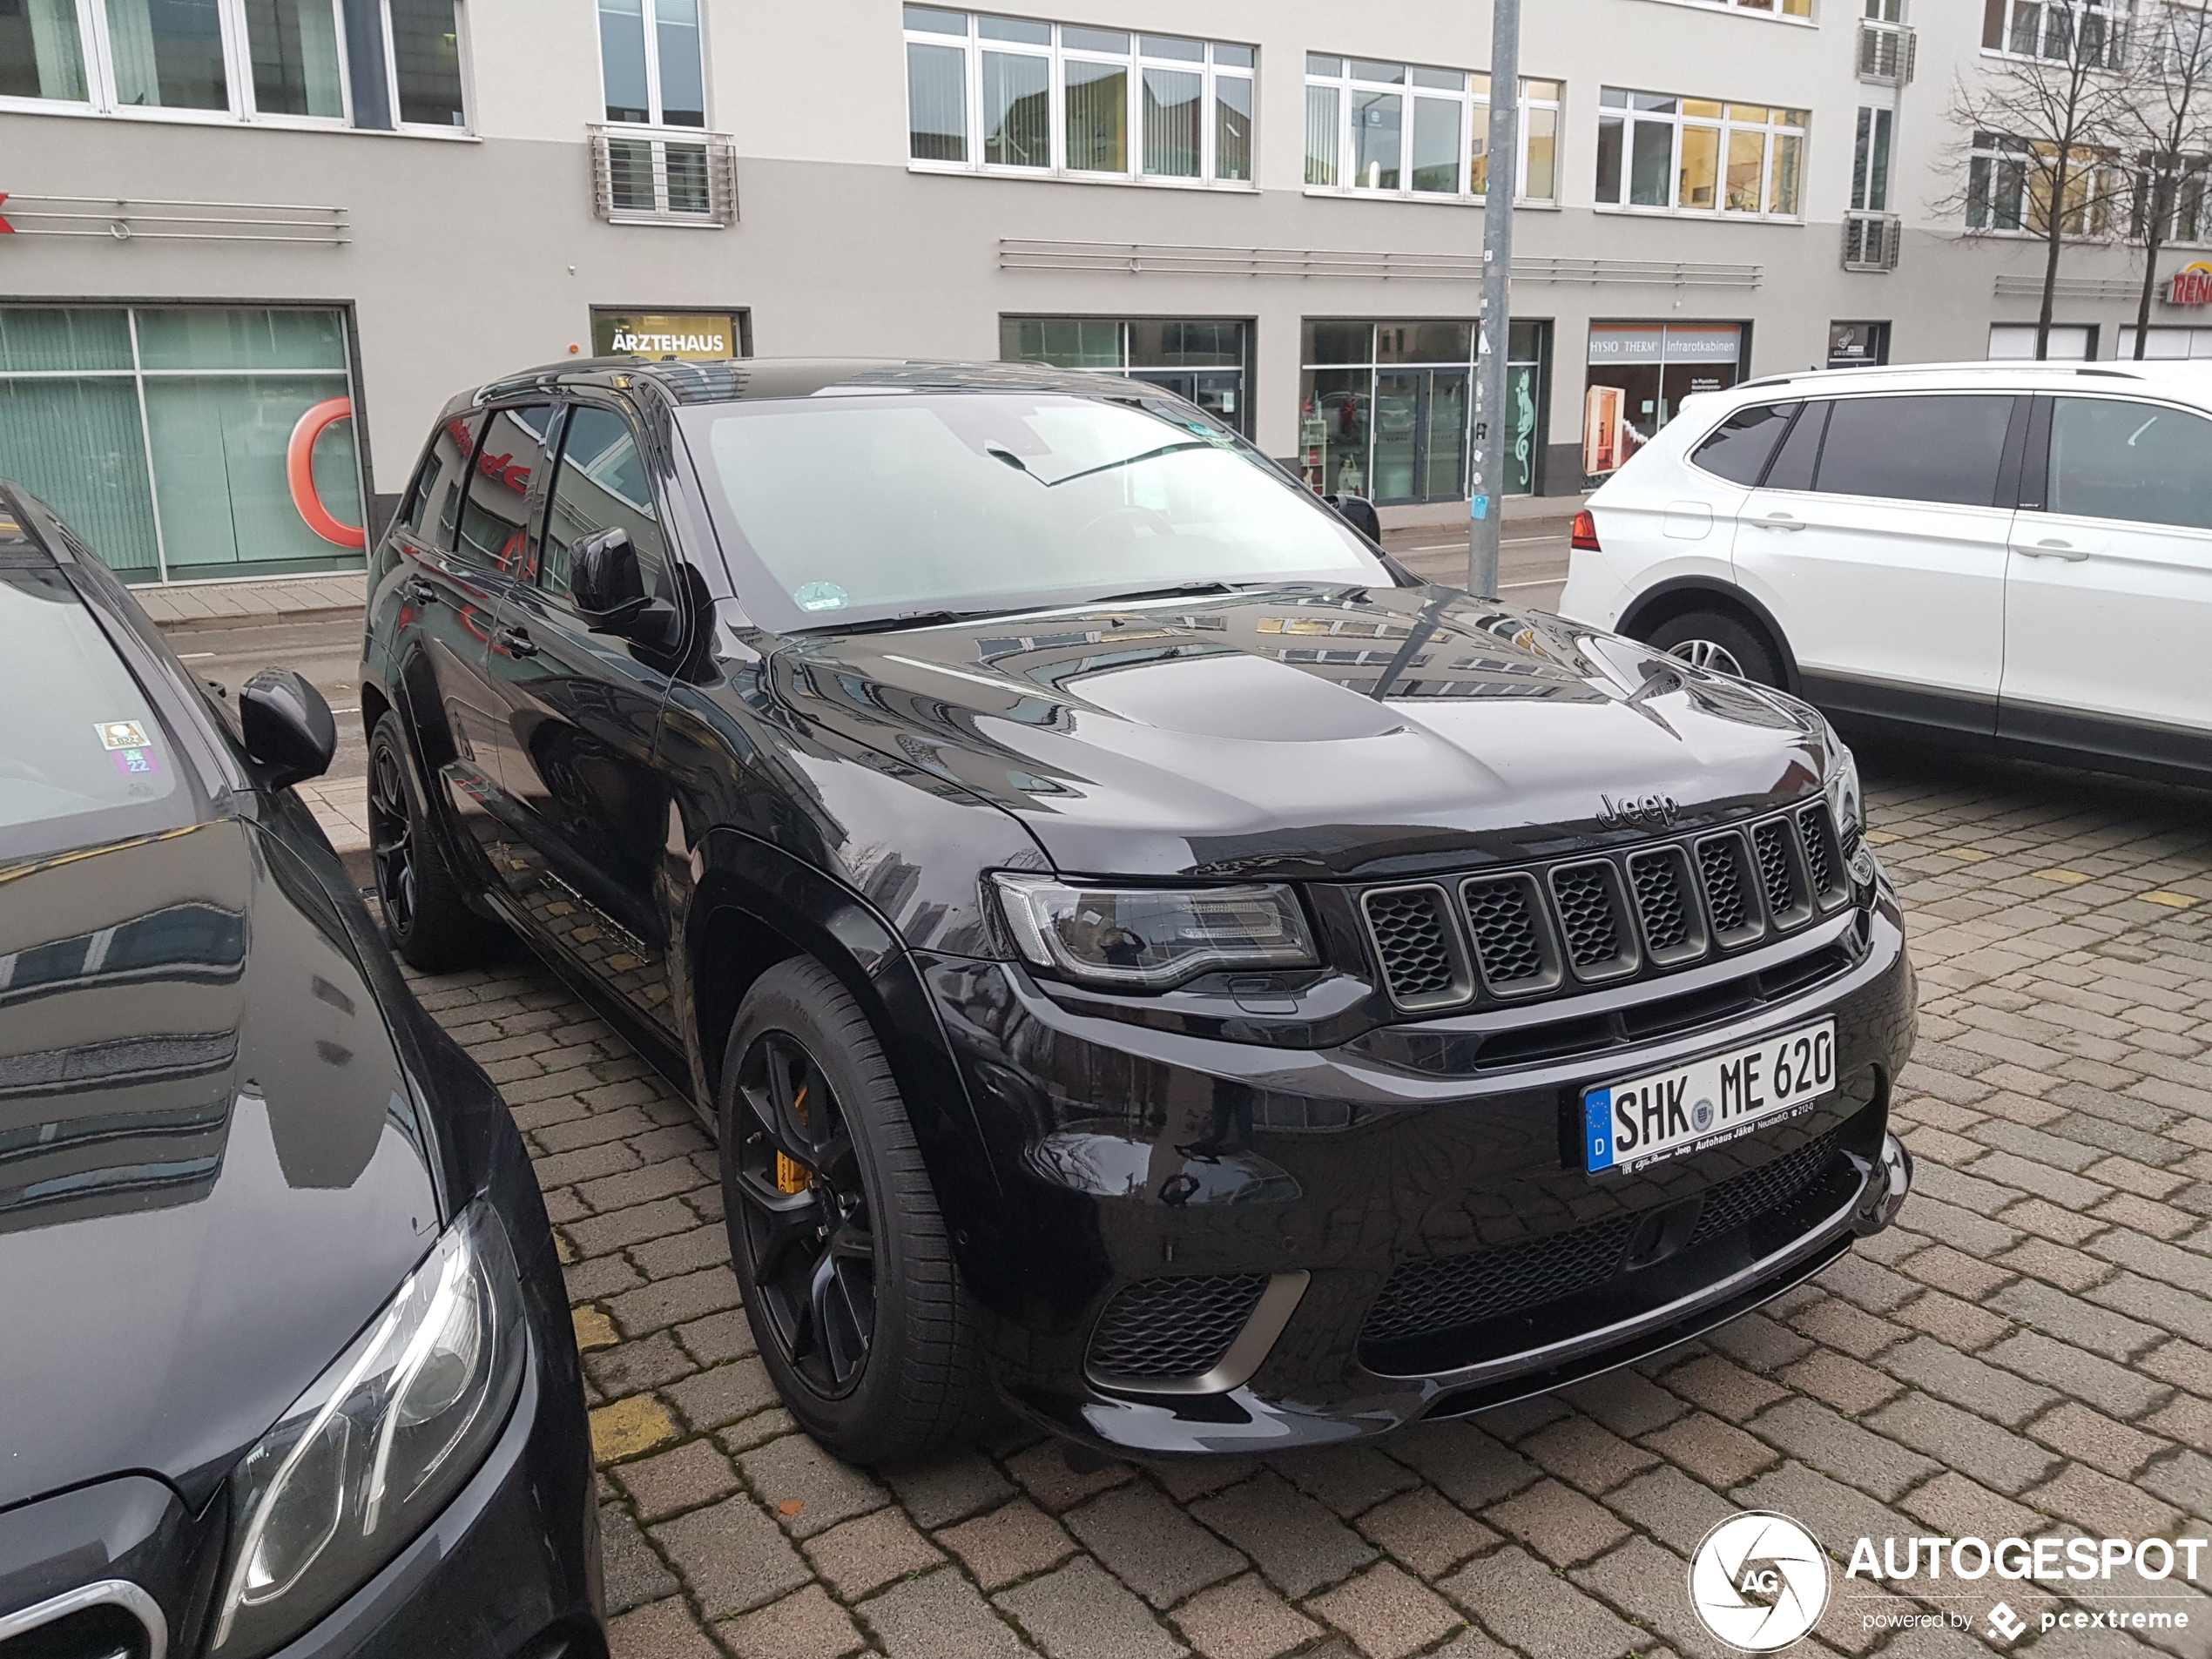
xmin=2124 ymin=3 xmax=2212 ymax=356
xmin=1944 ymin=0 xmax=2138 ymax=359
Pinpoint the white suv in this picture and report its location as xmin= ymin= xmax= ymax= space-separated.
xmin=1558 ymin=360 xmax=2212 ymax=785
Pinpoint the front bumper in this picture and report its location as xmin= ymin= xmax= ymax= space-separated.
xmin=922 ymin=891 xmax=1916 ymax=1459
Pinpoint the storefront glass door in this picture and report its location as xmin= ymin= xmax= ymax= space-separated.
xmin=1299 ymin=320 xmax=1546 ymax=504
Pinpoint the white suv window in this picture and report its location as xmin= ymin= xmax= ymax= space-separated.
xmin=2047 ymin=398 xmax=2212 ymax=530
xmin=1812 ymin=395 xmax=2014 ymax=508
xmin=1689 ymin=401 xmax=1800 ymax=485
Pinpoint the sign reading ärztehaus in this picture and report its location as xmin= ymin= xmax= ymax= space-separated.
xmin=590 ymin=309 xmax=744 ymax=360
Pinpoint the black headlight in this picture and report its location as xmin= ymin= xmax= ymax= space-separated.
xmin=993 ymin=874 xmax=1318 ymax=990
xmin=207 ymin=1199 xmax=528 ymax=1657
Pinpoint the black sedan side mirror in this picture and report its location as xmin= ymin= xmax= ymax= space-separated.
xmin=239 ymin=668 xmax=336 ymax=788
xmin=1323 ymin=492 xmax=1383 ymax=543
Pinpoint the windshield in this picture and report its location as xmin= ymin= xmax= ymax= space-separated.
xmin=684 ymin=392 xmax=1392 ymax=631
xmin=0 ymin=541 xmax=198 ymax=865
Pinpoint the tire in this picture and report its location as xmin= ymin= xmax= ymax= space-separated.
xmin=366 ymin=711 xmax=505 ymax=971
xmin=719 ymin=957 xmax=986 ymax=1465
xmin=1642 ymin=607 xmax=1786 ymax=690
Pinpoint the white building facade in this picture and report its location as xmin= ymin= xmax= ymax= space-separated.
xmin=0 ymin=0 xmax=2191 ymax=583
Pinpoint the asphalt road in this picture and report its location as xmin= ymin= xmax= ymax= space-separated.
xmin=165 ymin=613 xmax=370 ymax=788
xmin=1380 ymin=526 xmax=1572 ymax=609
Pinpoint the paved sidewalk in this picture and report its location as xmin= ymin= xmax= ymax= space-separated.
xmin=400 ymin=750 xmax=2212 ymax=1659
xmin=133 ymin=571 xmax=366 ymax=627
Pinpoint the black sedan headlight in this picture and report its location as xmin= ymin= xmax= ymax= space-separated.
xmin=993 ymin=875 xmax=1318 ymax=989
xmin=208 ymin=1200 xmax=528 ymax=1657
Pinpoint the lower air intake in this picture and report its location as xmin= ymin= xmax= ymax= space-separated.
xmin=1087 ymin=1273 xmax=1268 ymax=1384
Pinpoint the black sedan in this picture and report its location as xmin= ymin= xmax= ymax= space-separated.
xmin=0 ymin=485 xmax=599 ymax=1657
xmin=362 ymin=359 xmax=1915 ymax=1464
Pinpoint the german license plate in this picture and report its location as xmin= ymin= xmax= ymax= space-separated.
xmin=1583 ymin=1019 xmax=1836 ymax=1175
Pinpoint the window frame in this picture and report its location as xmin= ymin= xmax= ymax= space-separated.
xmin=1981 ymin=0 xmax=2134 ymax=64
xmin=1651 ymin=0 xmax=1814 ymax=17
xmin=2038 ymin=391 xmax=2212 ymax=528
xmin=381 ymin=0 xmax=471 ymax=136
xmin=1595 ymin=87 xmax=1807 ymax=219
xmin=1966 ymin=129 xmax=2128 ymax=236
xmin=535 ymin=395 xmax=678 ymax=610
xmin=1301 ymin=56 xmax=1562 ymax=205
xmin=0 ymin=0 xmax=358 ymax=127
xmin=594 ymin=0 xmax=706 ymax=132
xmin=900 ymin=8 xmax=1258 ymax=190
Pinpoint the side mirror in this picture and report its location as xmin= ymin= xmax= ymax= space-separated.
xmin=571 ymin=526 xmax=679 ymax=647
xmin=239 ymin=667 xmax=337 ymax=789
xmin=1323 ymin=492 xmax=1383 ymax=543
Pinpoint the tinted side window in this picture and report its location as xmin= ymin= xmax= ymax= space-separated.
xmin=540 ymin=408 xmax=671 ymax=606
xmin=1763 ymin=400 xmax=1830 ymax=491
xmin=400 ymin=412 xmax=481 ymax=547
xmin=1814 ymin=395 xmax=2014 ymax=507
xmin=456 ymin=405 xmax=556 ymax=574
xmin=2047 ymin=397 xmax=2212 ymax=529
xmin=1690 ymin=401 xmax=1801 ymax=486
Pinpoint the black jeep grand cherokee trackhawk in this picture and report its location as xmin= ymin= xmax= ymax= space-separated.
xmin=364 ymin=359 xmax=1915 ymax=1463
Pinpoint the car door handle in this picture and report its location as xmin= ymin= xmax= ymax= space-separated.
xmin=407 ymin=578 xmax=439 ymax=605
xmin=2022 ymin=539 xmax=2089 ymax=561
xmin=1757 ymin=513 xmax=1804 ymax=531
xmin=496 ymin=625 xmax=539 ymax=658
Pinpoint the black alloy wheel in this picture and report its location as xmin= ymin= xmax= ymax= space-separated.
xmin=365 ymin=711 xmax=503 ymax=970
xmin=729 ymin=1030 xmax=877 ymax=1397
xmin=718 ymin=958 xmax=983 ymax=1462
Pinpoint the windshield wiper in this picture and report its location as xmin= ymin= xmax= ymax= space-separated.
xmin=1040 ymin=440 xmax=1212 ymax=489
xmin=1084 ymin=581 xmax=1246 ymax=606
xmin=799 ymin=608 xmax=981 ymax=637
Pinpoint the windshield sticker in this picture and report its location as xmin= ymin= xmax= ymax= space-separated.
xmin=110 ymin=742 xmax=160 ymax=777
xmin=96 ymin=719 xmax=151 ymax=750
xmin=793 ymin=582 xmax=848 ymax=613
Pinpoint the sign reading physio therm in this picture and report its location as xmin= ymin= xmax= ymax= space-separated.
xmin=590 ymin=309 xmax=745 ymax=360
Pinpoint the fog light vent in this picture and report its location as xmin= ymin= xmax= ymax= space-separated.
xmin=1085 ymin=1272 xmax=1268 ymax=1385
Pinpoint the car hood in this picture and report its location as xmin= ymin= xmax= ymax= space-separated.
xmin=0 ymin=820 xmax=438 ymax=1512
xmin=772 ymin=585 xmax=1836 ymax=880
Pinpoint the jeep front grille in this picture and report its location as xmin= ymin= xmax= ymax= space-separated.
xmin=1356 ymin=801 xmax=1853 ymax=1016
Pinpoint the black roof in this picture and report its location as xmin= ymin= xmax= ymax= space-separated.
xmin=468 ymin=356 xmax=1170 ymax=409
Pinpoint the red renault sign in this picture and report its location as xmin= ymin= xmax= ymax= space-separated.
xmin=2169 ymin=260 xmax=2212 ymax=304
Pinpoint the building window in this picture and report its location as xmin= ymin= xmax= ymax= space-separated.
xmin=384 ymin=0 xmax=464 ymax=127
xmin=1681 ymin=0 xmax=1811 ymax=13
xmin=1001 ymin=316 xmax=1252 ymax=434
xmin=0 ymin=305 xmax=367 ymax=583
xmin=2133 ymin=152 xmax=2210 ymax=244
xmin=1981 ymin=0 xmax=2132 ymax=64
xmin=1966 ymin=130 xmax=2124 ymax=233
xmin=1301 ymin=57 xmax=1560 ymax=203
xmin=1851 ymin=106 xmax=1893 ymax=211
xmin=903 ymin=7 xmax=1254 ymax=185
xmin=1989 ymin=321 xmax=2095 ymax=358
xmin=0 ymin=0 xmax=467 ymax=127
xmin=1297 ymin=320 xmax=1548 ymax=502
xmin=1582 ymin=323 xmax=1746 ymax=477
xmin=1596 ymin=90 xmax=1804 ymax=217
xmin=1828 ymin=320 xmax=1892 ymax=368
xmin=597 ymin=0 xmax=702 ymax=128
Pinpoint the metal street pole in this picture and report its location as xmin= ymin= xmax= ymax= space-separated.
xmin=1467 ymin=0 xmax=1521 ymax=598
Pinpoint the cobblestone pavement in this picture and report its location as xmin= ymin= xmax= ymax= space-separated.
xmin=400 ymin=749 xmax=2212 ymax=1659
